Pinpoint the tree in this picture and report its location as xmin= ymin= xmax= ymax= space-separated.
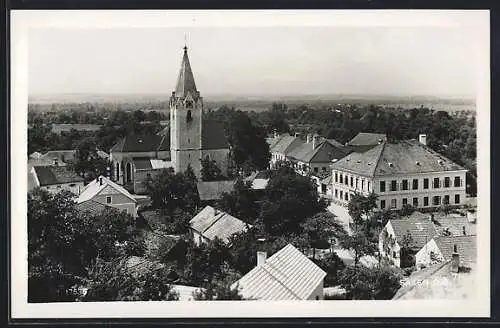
xmin=145 ymin=167 xmax=200 ymax=215
xmin=338 ymin=231 xmax=377 ymax=268
xmin=225 ymin=110 xmax=271 ymax=172
xmin=28 ymin=188 xmax=145 ymax=302
xmin=338 ymin=265 xmax=403 ymax=300
xmin=347 ymin=192 xmax=378 ymax=229
xmin=201 ymin=156 xmax=224 ymax=181
xmin=259 ymin=165 xmax=327 ymax=235
xmin=71 ymin=138 xmax=111 ymax=183
xmin=399 ymin=231 xmax=415 ymax=268
xmin=82 ymin=258 xmax=179 ymax=302
xmin=217 ymin=177 xmax=259 ymax=224
xmin=301 ymin=212 xmax=347 ymax=259
xmin=312 ymin=252 xmax=346 ymax=287
xmin=400 ymin=204 xmax=415 ymax=217
xmin=193 ymin=271 xmax=243 ymax=300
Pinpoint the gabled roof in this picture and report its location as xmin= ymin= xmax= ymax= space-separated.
xmin=197 ymin=181 xmax=235 ymax=201
xmin=75 ymin=199 xmax=111 ymax=216
xmin=110 ymin=134 xmax=170 ymax=153
xmin=288 ymin=139 xmax=349 ymax=164
xmin=77 ymin=175 xmax=136 ymax=203
xmin=347 ymin=132 xmax=387 ymax=146
xmin=389 ymin=217 xmax=438 ymax=250
xmin=270 ymin=135 xmax=302 ymax=155
xmin=433 ymin=235 xmax=477 ymax=268
xmin=202 ymin=120 xmax=229 ymax=150
xmin=332 ymin=140 xmax=466 ymax=177
xmin=232 ymin=244 xmax=327 ymax=300
xmin=174 ymin=46 xmax=199 ymax=101
xmin=244 ymin=171 xmax=270 ymax=190
xmin=32 ymin=166 xmax=84 ymax=186
xmin=190 ymin=205 xmax=250 ymax=243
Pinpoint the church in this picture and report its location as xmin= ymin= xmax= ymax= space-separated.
xmin=109 ymin=46 xmax=231 ymax=194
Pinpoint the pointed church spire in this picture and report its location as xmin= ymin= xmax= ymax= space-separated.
xmin=175 ymin=45 xmax=198 ymax=100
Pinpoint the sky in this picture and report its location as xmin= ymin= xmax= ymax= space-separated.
xmin=28 ymin=26 xmax=481 ymax=97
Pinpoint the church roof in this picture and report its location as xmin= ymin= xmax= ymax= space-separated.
xmin=175 ymin=46 xmax=199 ymax=100
xmin=110 ymin=134 xmax=170 ymax=153
xmin=202 ymin=120 xmax=229 ymax=150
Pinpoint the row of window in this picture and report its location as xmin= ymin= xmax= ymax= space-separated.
xmin=334 ymin=189 xmax=352 ymax=202
xmin=333 ymin=173 xmax=372 ymax=192
xmin=379 ymin=176 xmax=462 ymax=192
xmin=379 ymin=194 xmax=461 ymax=209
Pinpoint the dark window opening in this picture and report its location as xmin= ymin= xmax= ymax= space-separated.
xmin=380 ymin=200 xmax=386 ymax=209
xmin=424 ymin=197 xmax=429 ymax=206
xmin=455 ymin=194 xmax=460 ymax=204
xmin=412 ymin=179 xmax=418 ymax=190
xmin=380 ymin=181 xmax=386 ymax=192
xmin=391 ymin=180 xmax=397 ymax=191
xmin=402 ymin=198 xmax=408 ymax=205
xmin=433 ymin=178 xmax=440 ymax=188
xmin=444 ymin=177 xmax=451 ymax=188
xmin=423 ymin=178 xmax=429 ymax=189
xmin=106 ymin=196 xmax=112 ymax=204
xmin=413 ymin=197 xmax=418 ymax=207
xmin=186 ymin=110 xmax=193 ymax=122
xmin=454 ymin=176 xmax=461 ymax=187
xmin=402 ymin=179 xmax=408 ymax=190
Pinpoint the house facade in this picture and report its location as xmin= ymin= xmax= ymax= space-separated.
xmin=378 ymin=213 xmax=438 ymax=267
xmin=330 ymin=135 xmax=467 ymax=210
xmin=77 ymin=176 xmax=138 ymax=217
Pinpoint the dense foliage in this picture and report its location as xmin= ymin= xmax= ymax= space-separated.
xmin=28 ymin=189 xmax=145 ymax=302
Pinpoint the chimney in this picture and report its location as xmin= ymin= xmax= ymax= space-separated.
xmin=312 ymin=135 xmax=321 ymax=149
xmin=419 ymin=134 xmax=427 ymax=146
xmin=451 ymin=252 xmax=460 ymax=273
xmin=306 ymin=134 xmax=312 ymax=144
xmin=257 ymin=251 xmax=267 ymax=266
xmin=257 ymin=237 xmax=267 ymax=266
xmin=99 ymin=177 xmax=103 ymax=186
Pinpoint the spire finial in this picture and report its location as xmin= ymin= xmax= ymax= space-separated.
xmin=184 ymin=33 xmax=188 ymax=51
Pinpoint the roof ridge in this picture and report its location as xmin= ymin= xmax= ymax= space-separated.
xmin=371 ymin=142 xmax=386 ymax=177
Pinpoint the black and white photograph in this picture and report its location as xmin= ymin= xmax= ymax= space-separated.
xmin=10 ymin=10 xmax=490 ymax=318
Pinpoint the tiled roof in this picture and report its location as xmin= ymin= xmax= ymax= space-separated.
xmin=288 ymin=140 xmax=349 ymax=164
xmin=347 ymin=132 xmax=387 ymax=146
xmin=202 ymin=120 xmax=229 ymax=150
xmin=232 ymin=244 xmax=327 ymax=300
xmin=390 ymin=217 xmax=438 ymax=250
xmin=332 ymin=140 xmax=466 ymax=177
xmin=433 ymin=214 xmax=476 ymax=237
xmin=270 ymin=135 xmax=302 ymax=155
xmin=434 ymin=235 xmax=477 ymax=268
xmin=110 ymin=134 xmax=170 ymax=153
xmin=326 ymin=138 xmax=344 ymax=148
xmin=75 ymin=199 xmax=110 ymax=216
xmin=77 ymin=175 xmax=136 ymax=203
xmin=196 ymin=181 xmax=235 ymax=201
xmin=190 ymin=206 xmax=250 ymax=243
xmin=32 ymin=166 xmax=84 ymax=186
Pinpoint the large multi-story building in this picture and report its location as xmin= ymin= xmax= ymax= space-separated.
xmin=330 ymin=134 xmax=467 ymax=210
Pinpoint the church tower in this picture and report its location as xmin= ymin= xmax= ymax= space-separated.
xmin=170 ymin=46 xmax=203 ymax=176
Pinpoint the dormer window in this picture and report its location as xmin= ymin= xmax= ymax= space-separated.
xmin=186 ymin=110 xmax=192 ymax=122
